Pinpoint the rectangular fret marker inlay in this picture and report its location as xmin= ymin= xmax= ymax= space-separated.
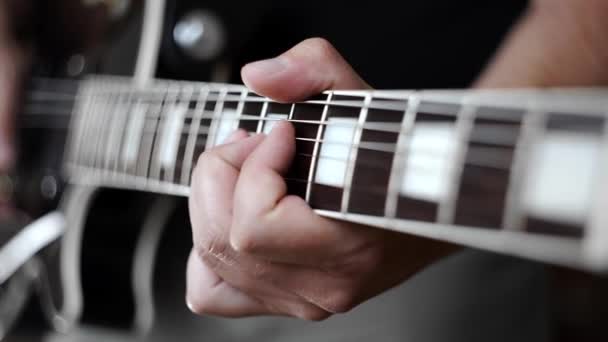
xmin=314 ymin=117 xmax=358 ymax=187
xmin=159 ymin=104 xmax=187 ymax=168
xmin=522 ymin=132 xmax=600 ymax=226
xmin=122 ymin=102 xmax=148 ymax=166
xmin=400 ymin=122 xmax=456 ymax=201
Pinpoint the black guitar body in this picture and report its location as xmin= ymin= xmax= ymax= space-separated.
xmin=5 ymin=0 xmax=608 ymax=341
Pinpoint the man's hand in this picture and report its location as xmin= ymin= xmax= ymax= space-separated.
xmin=186 ymin=38 xmax=454 ymax=320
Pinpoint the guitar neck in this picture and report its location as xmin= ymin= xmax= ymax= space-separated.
xmin=51 ymin=76 xmax=608 ymax=272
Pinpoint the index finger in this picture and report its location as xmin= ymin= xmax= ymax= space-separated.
xmin=231 ymin=122 xmax=372 ymax=266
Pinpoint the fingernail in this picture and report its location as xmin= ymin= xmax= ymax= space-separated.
xmin=244 ymin=57 xmax=288 ymax=77
xmin=186 ymin=297 xmax=196 ymax=313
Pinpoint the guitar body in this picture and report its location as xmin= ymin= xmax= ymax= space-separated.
xmin=4 ymin=0 xmax=608 ymax=341
xmin=9 ymin=0 xmax=174 ymax=337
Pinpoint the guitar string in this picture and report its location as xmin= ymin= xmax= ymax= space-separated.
xmin=21 ymin=105 xmax=523 ymax=141
xmin=20 ymin=80 xmax=598 ymax=199
xmin=21 ymin=99 xmax=521 ymax=145
xmin=71 ymin=151 xmax=508 ymax=197
xmin=64 ymin=129 xmax=518 ymax=194
xmin=19 ymin=85 xmax=521 ymax=187
xmin=62 ymin=107 xmax=518 ymax=194
xmin=20 ymin=118 xmax=519 ymax=158
xmin=20 ymin=110 xmax=520 ymax=158
xmin=52 ymin=120 xmax=519 ymax=193
xmin=19 ymin=93 xmax=522 ymax=172
xmin=24 ymin=77 xmax=608 ymax=120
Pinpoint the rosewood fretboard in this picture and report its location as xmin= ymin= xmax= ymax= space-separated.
xmin=28 ymin=76 xmax=608 ymax=272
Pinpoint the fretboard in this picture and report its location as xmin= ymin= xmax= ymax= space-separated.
xmin=55 ymin=76 xmax=608 ymax=272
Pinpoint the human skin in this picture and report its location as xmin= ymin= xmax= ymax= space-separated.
xmin=186 ymin=0 xmax=608 ymax=320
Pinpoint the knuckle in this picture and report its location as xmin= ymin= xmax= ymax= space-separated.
xmin=323 ymin=290 xmax=358 ymax=314
xmin=199 ymin=152 xmax=227 ymax=181
xmin=194 ymin=234 xmax=228 ymax=264
xmin=229 ymin=227 xmax=258 ymax=254
xmin=300 ymin=37 xmax=338 ymax=59
xmin=293 ymin=305 xmax=331 ymax=321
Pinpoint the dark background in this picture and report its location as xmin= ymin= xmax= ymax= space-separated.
xmin=158 ymin=0 xmax=527 ymax=88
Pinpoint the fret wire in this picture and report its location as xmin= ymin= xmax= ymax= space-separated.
xmin=84 ymin=82 xmax=103 ymax=167
xmin=341 ymin=94 xmax=371 ymax=213
xmin=121 ymin=98 xmax=136 ymax=176
xmin=287 ymin=103 xmax=295 ymax=120
xmin=93 ymin=82 xmax=117 ymax=173
xmin=101 ymin=89 xmax=120 ymax=173
xmin=105 ymin=87 xmax=127 ymax=176
xmin=165 ymin=86 xmax=194 ymax=183
xmin=585 ymin=113 xmax=608 ymax=267
xmin=102 ymin=88 xmax=126 ymax=177
xmin=66 ymin=81 xmax=93 ymax=169
xmin=79 ymin=83 xmax=96 ymax=167
xmin=114 ymin=91 xmax=135 ymax=176
xmin=437 ymin=101 xmax=476 ymax=225
xmin=135 ymin=84 xmax=165 ymax=181
xmin=181 ymin=86 xmax=209 ymax=186
xmin=385 ymin=94 xmax=420 ymax=219
xmin=235 ymin=88 xmax=248 ymax=125
xmin=231 ymin=88 xmax=249 ymax=141
xmin=103 ymin=91 xmax=129 ymax=176
xmin=149 ymin=84 xmax=177 ymax=181
xmin=205 ymin=87 xmax=228 ymax=150
xmin=305 ymin=91 xmax=333 ymax=203
xmin=502 ymin=105 xmax=546 ymax=231
xmin=256 ymin=100 xmax=269 ymax=134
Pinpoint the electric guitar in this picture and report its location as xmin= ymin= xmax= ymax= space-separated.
xmin=2 ymin=0 xmax=608 ymax=340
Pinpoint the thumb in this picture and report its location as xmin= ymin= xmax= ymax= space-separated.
xmin=241 ymin=38 xmax=370 ymax=102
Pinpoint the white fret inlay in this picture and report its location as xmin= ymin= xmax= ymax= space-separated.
xmin=262 ymin=113 xmax=288 ymax=134
xmin=400 ymin=123 xmax=456 ymax=202
xmin=314 ymin=117 xmax=358 ymax=187
xmin=122 ymin=102 xmax=149 ymax=166
xmin=522 ymin=132 xmax=601 ymax=224
xmin=159 ymin=104 xmax=187 ymax=168
xmin=214 ymin=110 xmax=238 ymax=145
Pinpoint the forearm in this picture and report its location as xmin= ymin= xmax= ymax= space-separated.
xmin=475 ymin=0 xmax=608 ymax=87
